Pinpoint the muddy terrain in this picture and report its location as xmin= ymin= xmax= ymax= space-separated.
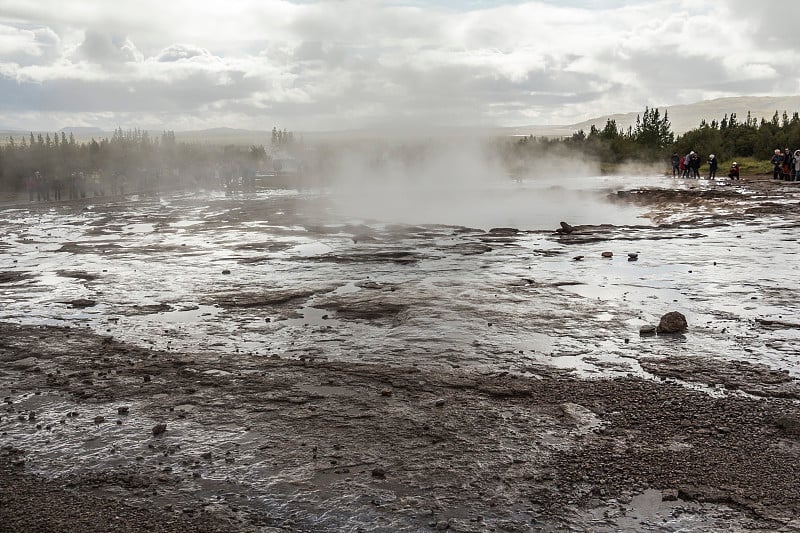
xmin=1 ymin=174 xmax=800 ymax=532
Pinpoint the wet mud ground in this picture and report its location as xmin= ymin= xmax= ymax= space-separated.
xmin=1 ymin=174 xmax=800 ymax=531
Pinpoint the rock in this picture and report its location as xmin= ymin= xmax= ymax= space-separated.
xmin=221 ymin=269 xmax=231 ymax=275
xmin=573 ymin=255 xmax=584 ymax=261
xmin=628 ymin=253 xmax=638 ymax=261
xmin=662 ymin=488 xmax=679 ymax=501
xmin=657 ymin=311 xmax=688 ymax=334
xmin=559 ymin=221 xmax=575 ymax=234
xmin=601 ymin=251 xmax=613 ymax=258
xmin=775 ymin=415 xmax=800 ymax=435
xmin=380 ymin=389 xmax=393 ymax=397
xmin=66 ymin=299 xmax=97 ymax=308
xmin=152 ymin=423 xmax=167 ymax=436
xmin=639 ymin=325 xmax=657 ymax=336
xmin=488 ymin=227 xmax=519 ymax=236
xmin=94 ymin=416 xmax=105 ymax=424
xmin=371 ymin=467 xmax=386 ymax=479
xmin=117 ymin=406 xmax=129 ymax=415
xmin=434 ymin=399 xmax=446 ymax=407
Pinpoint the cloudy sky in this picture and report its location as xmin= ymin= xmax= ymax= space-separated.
xmin=0 ymin=0 xmax=798 ymax=132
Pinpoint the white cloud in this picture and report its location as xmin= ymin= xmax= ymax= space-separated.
xmin=155 ymin=44 xmax=213 ymax=62
xmin=0 ymin=0 xmax=798 ymax=131
xmin=73 ymin=28 xmax=143 ymax=64
xmin=0 ymin=23 xmax=60 ymax=63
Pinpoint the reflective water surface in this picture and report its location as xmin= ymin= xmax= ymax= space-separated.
xmin=1 ymin=174 xmax=798 ymax=383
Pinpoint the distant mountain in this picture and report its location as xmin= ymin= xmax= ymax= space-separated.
xmin=506 ymin=95 xmax=800 ymax=138
xmin=5 ymin=95 xmax=800 ymax=144
xmin=187 ymin=127 xmax=262 ymax=135
xmin=58 ymin=126 xmax=106 ymax=134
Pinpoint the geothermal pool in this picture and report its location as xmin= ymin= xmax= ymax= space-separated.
xmin=1 ymin=173 xmax=799 ymax=383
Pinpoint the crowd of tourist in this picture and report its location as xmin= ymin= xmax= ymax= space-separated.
xmin=670 ymin=148 xmax=800 ymax=181
xmin=769 ymin=148 xmax=800 ymax=181
xmin=23 ymin=171 xmax=128 ymax=202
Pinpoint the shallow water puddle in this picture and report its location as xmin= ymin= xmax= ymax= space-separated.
xmin=1 ymin=178 xmax=799 ymax=387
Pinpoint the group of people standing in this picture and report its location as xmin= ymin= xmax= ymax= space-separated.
xmin=26 ymin=171 xmax=87 ymax=202
xmin=770 ymin=148 xmax=800 ymax=181
xmin=670 ymin=151 xmax=739 ymax=180
xmin=24 ymin=171 xmax=124 ymax=202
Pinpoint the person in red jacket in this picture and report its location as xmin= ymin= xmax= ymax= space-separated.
xmin=728 ymin=162 xmax=740 ymax=180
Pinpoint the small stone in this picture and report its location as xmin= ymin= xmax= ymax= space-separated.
xmin=775 ymin=415 xmax=800 ymax=435
xmin=627 ymin=253 xmax=638 ymax=261
xmin=559 ymin=221 xmax=574 ymax=234
xmin=94 ymin=416 xmax=105 ymax=424
xmin=152 ymin=423 xmax=167 ymax=436
xmin=380 ymin=389 xmax=393 ymax=397
xmin=572 ymin=255 xmax=584 ymax=261
xmin=117 ymin=406 xmax=129 ymax=415
xmin=662 ymin=489 xmax=679 ymax=501
xmin=221 ymin=269 xmax=231 ymax=275
xmin=434 ymin=399 xmax=446 ymax=407
xmin=371 ymin=468 xmax=386 ymax=479
xmin=639 ymin=325 xmax=656 ymax=336
xmin=143 ymin=375 xmax=151 ymax=382
xmin=601 ymin=251 xmax=613 ymax=258
xmin=68 ymin=298 xmax=97 ymax=308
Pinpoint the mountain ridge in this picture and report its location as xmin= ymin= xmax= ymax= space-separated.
xmin=2 ymin=95 xmax=799 ymax=142
xmin=506 ymin=95 xmax=800 ymax=138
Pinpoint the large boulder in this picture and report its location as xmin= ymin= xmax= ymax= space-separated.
xmin=657 ymin=311 xmax=688 ymax=334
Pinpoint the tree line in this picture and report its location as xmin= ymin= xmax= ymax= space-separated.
xmin=3 ymin=108 xmax=799 ymax=194
xmin=0 ymin=127 xmax=299 ymax=193
xmin=504 ymin=106 xmax=800 ymax=170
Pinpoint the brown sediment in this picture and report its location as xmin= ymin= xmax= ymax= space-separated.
xmin=1 ymin=323 xmax=799 ymax=531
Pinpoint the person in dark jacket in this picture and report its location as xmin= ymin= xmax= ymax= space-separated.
xmin=771 ymin=149 xmax=784 ymax=179
xmin=708 ymin=154 xmax=718 ymax=179
xmin=671 ymin=152 xmax=680 ymax=177
xmin=783 ymin=148 xmax=793 ymax=180
xmin=690 ymin=152 xmax=701 ymax=179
